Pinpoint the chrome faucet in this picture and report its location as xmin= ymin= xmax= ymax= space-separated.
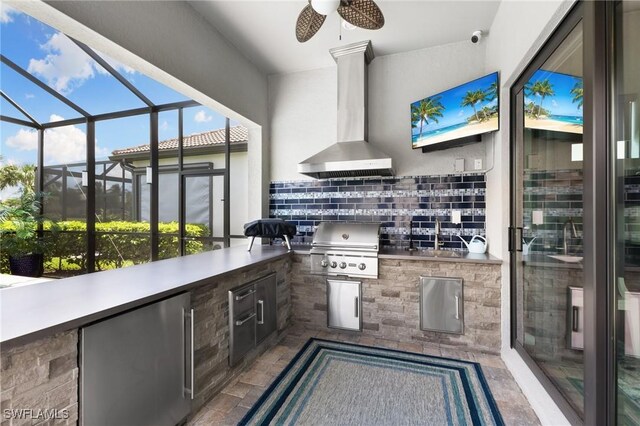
xmin=434 ymin=218 xmax=443 ymax=250
xmin=407 ymin=220 xmax=418 ymax=251
xmin=563 ymin=218 xmax=578 ymax=255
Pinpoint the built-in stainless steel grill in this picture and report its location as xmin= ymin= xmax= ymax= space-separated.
xmin=310 ymin=223 xmax=381 ymax=279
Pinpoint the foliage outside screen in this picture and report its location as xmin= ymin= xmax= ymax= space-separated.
xmin=0 ymin=221 xmax=213 ymax=275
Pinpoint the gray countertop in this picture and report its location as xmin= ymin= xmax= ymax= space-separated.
xmin=378 ymin=248 xmax=502 ymax=264
xmin=0 ymin=245 xmax=290 ymax=347
xmin=290 ymin=245 xmax=501 ymax=264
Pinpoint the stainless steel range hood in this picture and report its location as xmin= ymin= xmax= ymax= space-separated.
xmin=298 ymin=40 xmax=393 ymax=179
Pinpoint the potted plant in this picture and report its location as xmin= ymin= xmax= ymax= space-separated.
xmin=0 ymin=191 xmax=47 ymax=277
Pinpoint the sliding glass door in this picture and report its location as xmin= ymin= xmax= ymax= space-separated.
xmin=612 ymin=2 xmax=640 ymax=424
xmin=511 ymin=6 xmax=585 ymax=422
xmin=512 ymin=2 xmax=640 ymax=424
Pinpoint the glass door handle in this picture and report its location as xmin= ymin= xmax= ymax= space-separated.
xmin=508 ymin=227 xmax=524 ymax=252
xmin=572 ymin=306 xmax=579 ymax=332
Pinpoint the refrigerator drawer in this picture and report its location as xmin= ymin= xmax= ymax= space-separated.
xmin=230 ymin=283 xmax=257 ymax=316
xmin=228 ymin=273 xmax=277 ymax=365
xmin=81 ymin=293 xmax=192 ymax=426
xmin=229 ymin=310 xmax=257 ymax=365
xmin=420 ymin=276 xmax=464 ymax=335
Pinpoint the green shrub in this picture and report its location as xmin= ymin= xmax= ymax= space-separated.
xmin=1 ymin=220 xmax=209 ymax=275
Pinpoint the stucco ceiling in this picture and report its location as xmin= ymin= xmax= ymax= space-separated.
xmin=189 ymin=0 xmax=502 ymax=75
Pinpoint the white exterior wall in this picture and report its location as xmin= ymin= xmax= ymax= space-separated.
xmin=269 ymin=41 xmax=489 ymax=182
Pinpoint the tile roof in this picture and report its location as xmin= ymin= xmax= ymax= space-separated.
xmin=111 ymin=126 xmax=248 ymax=156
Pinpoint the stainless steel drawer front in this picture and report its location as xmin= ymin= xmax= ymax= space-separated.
xmin=229 ymin=284 xmax=256 ymax=366
xmin=233 ymin=286 xmax=256 ymax=316
xmin=420 ymin=276 xmax=464 ymax=335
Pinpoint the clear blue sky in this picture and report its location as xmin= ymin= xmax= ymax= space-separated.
xmin=1 ymin=6 xmax=230 ymax=167
xmin=524 ymin=69 xmax=583 ymax=117
xmin=411 ymin=72 xmax=498 ymax=133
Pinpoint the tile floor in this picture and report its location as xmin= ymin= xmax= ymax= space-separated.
xmin=188 ymin=326 xmax=541 ymax=425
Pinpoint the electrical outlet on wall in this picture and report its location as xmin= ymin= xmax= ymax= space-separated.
xmin=451 ymin=210 xmax=461 ymax=224
xmin=474 ymin=159 xmax=483 ymax=170
xmin=532 ymin=210 xmax=544 ymax=225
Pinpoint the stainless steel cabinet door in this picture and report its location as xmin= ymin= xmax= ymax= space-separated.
xmin=420 ymin=276 xmax=464 ymax=334
xmin=255 ymin=273 xmax=277 ymax=344
xmin=327 ymin=279 xmax=362 ymax=331
xmin=81 ymin=292 xmax=192 ymax=426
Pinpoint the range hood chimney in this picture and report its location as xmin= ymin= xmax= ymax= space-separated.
xmin=297 ymin=40 xmax=394 ymax=179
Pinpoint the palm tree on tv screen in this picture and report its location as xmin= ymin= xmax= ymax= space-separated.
xmin=525 ymin=79 xmax=555 ymax=118
xmin=570 ymin=80 xmax=583 ymax=109
xmin=481 ymin=105 xmax=495 ymax=121
xmin=485 ymin=81 xmax=498 ymax=102
xmin=412 ymin=96 xmax=445 ymax=138
xmin=461 ymin=89 xmax=488 ymax=123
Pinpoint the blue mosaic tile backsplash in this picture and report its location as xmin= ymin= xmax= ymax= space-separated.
xmin=522 ymin=169 xmax=640 ymax=264
xmin=269 ymin=174 xmax=486 ymax=250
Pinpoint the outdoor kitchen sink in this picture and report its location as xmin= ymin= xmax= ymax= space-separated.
xmin=547 ymin=255 xmax=583 ymax=263
xmin=423 ymin=250 xmax=462 ymax=258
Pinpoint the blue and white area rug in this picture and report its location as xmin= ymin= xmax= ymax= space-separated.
xmin=240 ymin=339 xmax=504 ymax=425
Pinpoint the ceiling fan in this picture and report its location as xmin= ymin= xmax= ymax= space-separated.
xmin=296 ymin=0 xmax=385 ymax=43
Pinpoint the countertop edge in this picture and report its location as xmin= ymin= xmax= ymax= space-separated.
xmin=378 ymin=252 xmax=502 ymax=264
xmin=1 ymin=246 xmax=291 ymax=349
xmin=291 ymin=247 xmax=502 ymax=264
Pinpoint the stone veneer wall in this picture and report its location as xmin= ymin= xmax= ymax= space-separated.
xmin=269 ymin=174 xmax=486 ymax=250
xmin=1 ymin=330 xmax=78 ymax=425
xmin=290 ymin=254 xmax=501 ymax=353
xmin=191 ymin=257 xmax=291 ymax=412
xmin=521 ymin=264 xmax=584 ymax=364
xmin=0 ymin=257 xmax=291 ymax=424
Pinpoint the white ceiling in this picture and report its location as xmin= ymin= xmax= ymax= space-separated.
xmin=189 ymin=0 xmax=501 ymax=75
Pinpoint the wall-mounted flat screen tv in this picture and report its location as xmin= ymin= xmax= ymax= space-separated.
xmin=524 ymin=69 xmax=583 ymax=135
xmin=411 ymin=72 xmax=499 ymax=151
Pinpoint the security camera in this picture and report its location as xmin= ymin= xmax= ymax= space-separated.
xmin=471 ymin=30 xmax=483 ymax=44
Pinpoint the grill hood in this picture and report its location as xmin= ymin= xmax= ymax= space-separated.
xmin=298 ymin=40 xmax=393 ymax=179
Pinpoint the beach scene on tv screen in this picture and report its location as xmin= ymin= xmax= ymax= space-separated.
xmin=524 ymin=69 xmax=583 ymax=134
xmin=411 ymin=72 xmax=498 ymax=149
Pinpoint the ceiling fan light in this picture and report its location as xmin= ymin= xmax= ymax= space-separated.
xmin=342 ymin=20 xmax=357 ymax=30
xmin=311 ymin=0 xmax=340 ymax=16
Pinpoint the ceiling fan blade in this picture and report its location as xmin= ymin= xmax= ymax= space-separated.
xmin=337 ymin=0 xmax=385 ymax=30
xmin=296 ymin=3 xmax=327 ymax=43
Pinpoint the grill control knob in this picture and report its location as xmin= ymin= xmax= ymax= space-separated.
xmin=358 ymin=263 xmax=366 ymax=271
xmin=320 ymin=259 xmax=328 ymax=268
xmin=330 ymin=261 xmax=337 ymax=268
xmin=339 ymin=262 xmax=347 ymax=269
